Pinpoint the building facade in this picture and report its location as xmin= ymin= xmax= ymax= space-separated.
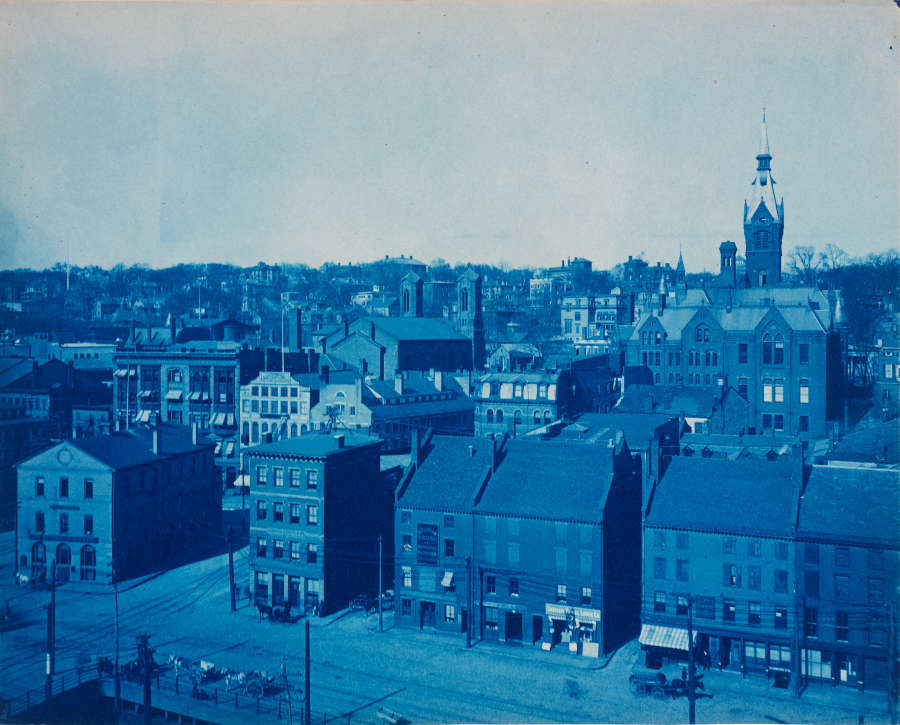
xmin=246 ymin=433 xmax=385 ymax=616
xmin=239 ymin=370 xmax=319 ymax=448
xmin=16 ymin=424 xmax=220 ymax=585
xmin=872 ymin=313 xmax=900 ymax=418
xmin=473 ymin=370 xmax=569 ymax=437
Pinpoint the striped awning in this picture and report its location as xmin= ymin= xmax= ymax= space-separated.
xmin=441 ymin=571 xmax=454 ymax=588
xmin=135 ymin=410 xmax=152 ymax=423
xmin=225 ymin=441 xmax=235 ymax=457
xmin=211 ymin=412 xmax=227 ymax=426
xmin=114 ymin=369 xmax=135 ymax=377
xmin=639 ymin=624 xmax=692 ymax=651
xmin=165 ymin=390 xmax=183 ymax=401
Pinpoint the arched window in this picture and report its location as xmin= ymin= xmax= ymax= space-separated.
xmin=402 ymin=289 xmax=410 ymax=314
xmin=533 ymin=411 xmax=541 ymax=424
xmin=774 ymin=335 xmax=784 ymax=365
xmin=80 ymin=545 xmax=96 ymax=581
xmin=496 ymin=410 xmax=503 ymax=423
xmin=290 ymin=424 xmax=298 ymax=437
xmin=704 ymin=374 xmax=711 ymax=385
xmin=762 ymin=334 xmax=773 ymax=364
xmin=242 ymin=422 xmax=249 ymax=439
xmin=705 ymin=350 xmax=711 ymax=367
xmin=543 ymin=410 xmax=552 ymax=424
xmin=486 ymin=409 xmax=494 ymax=424
xmin=799 ymin=379 xmax=810 ymax=405
xmin=461 ymin=288 xmax=469 ymax=313
xmin=513 ymin=410 xmax=522 ymax=425
xmin=251 ymin=421 xmax=259 ymax=443
xmin=262 ymin=422 xmax=269 ymax=434
xmin=32 ymin=542 xmax=45 ymax=564
xmin=695 ymin=327 xmax=703 ymax=342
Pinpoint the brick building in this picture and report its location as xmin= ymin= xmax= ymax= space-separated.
xmin=642 ymin=455 xmax=802 ymax=680
xmin=394 ymin=432 xmax=641 ymax=656
xmin=796 ymin=464 xmax=899 ymax=691
xmin=472 ymin=370 xmax=569 ymax=437
xmin=15 ymin=424 xmax=220 ymax=585
xmin=245 ymin=433 xmax=387 ymax=616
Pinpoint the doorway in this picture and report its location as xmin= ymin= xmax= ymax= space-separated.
xmin=420 ymin=601 xmax=436 ymax=629
xmin=505 ymin=612 xmax=523 ymax=641
xmin=532 ymin=616 xmax=543 ymax=644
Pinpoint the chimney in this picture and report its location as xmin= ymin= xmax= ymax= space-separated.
xmin=334 ymin=434 xmax=345 ymax=449
xmin=170 ymin=315 xmax=177 ymax=344
xmin=394 ymin=373 xmax=404 ymax=395
xmin=491 ymin=434 xmax=498 ymax=474
xmin=411 ymin=428 xmax=420 ymax=467
xmin=294 ymin=308 xmax=303 ymax=351
xmin=434 ymin=370 xmax=442 ymax=392
xmin=192 ymin=421 xmax=198 ymax=446
xmin=152 ymin=427 xmax=160 ymax=455
xmin=306 ymin=349 xmax=314 ymax=373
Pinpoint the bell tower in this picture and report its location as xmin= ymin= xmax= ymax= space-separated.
xmin=743 ymin=109 xmax=784 ymax=287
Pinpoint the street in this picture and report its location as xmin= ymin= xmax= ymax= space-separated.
xmin=0 ymin=531 xmax=890 ymax=724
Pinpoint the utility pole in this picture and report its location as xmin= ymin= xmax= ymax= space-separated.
xmin=889 ymin=601 xmax=897 ymax=725
xmin=113 ymin=566 xmax=120 ymax=722
xmin=282 ymin=658 xmax=294 ymax=725
xmin=465 ymin=556 xmax=472 ymax=649
xmin=687 ymin=595 xmax=696 ymax=725
xmin=228 ymin=529 xmax=237 ymax=612
xmin=49 ymin=558 xmax=56 ymax=675
xmin=478 ymin=566 xmax=484 ymax=642
xmin=304 ymin=619 xmax=311 ymax=725
xmin=792 ymin=591 xmax=802 ymax=697
xmin=137 ymin=634 xmax=153 ymax=725
xmin=377 ymin=535 xmax=383 ymax=633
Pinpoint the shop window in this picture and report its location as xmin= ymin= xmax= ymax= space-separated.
xmin=484 ymin=606 xmax=499 ymax=631
xmin=444 ymin=604 xmax=456 ymax=623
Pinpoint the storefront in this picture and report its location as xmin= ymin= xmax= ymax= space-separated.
xmin=545 ymin=604 xmax=602 ymax=657
xmin=638 ymin=623 xmax=694 ymax=668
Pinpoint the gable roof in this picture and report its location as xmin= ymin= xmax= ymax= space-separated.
xmin=476 ymin=439 xmax=616 ymax=523
xmin=798 ymin=465 xmax=899 ymax=548
xmin=647 ymin=455 xmax=800 ymax=538
xmin=245 ymin=432 xmax=381 ymax=459
xmin=397 ymin=435 xmax=492 ymax=512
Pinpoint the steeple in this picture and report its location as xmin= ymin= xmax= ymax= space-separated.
xmin=743 ymin=108 xmax=784 ymax=287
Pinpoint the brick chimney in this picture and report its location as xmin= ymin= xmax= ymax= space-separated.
xmin=334 ymin=434 xmax=345 ymax=449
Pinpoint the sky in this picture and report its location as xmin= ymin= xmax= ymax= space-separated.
xmin=0 ymin=1 xmax=897 ymax=273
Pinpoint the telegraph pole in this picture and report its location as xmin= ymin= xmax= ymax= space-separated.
xmin=282 ymin=658 xmax=294 ymax=725
xmin=793 ymin=591 xmax=802 ymax=697
xmin=465 ymin=556 xmax=472 ymax=649
xmin=377 ymin=535 xmax=383 ymax=633
xmin=113 ymin=566 xmax=121 ymax=722
xmin=137 ymin=634 xmax=153 ymax=725
xmin=889 ymin=601 xmax=897 ymax=725
xmin=303 ymin=619 xmax=311 ymax=725
xmin=228 ymin=530 xmax=237 ymax=612
xmin=687 ymin=595 xmax=696 ymax=725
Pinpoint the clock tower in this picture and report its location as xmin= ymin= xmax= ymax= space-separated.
xmin=743 ymin=109 xmax=784 ymax=287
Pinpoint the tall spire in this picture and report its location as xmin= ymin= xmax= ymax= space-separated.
xmin=757 ymin=107 xmax=771 ymax=170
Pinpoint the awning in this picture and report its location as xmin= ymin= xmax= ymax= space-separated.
xmin=226 ymin=413 xmax=235 ymax=426
xmin=639 ymin=624 xmax=696 ymax=651
xmin=135 ymin=410 xmax=152 ymax=423
xmin=165 ymin=390 xmax=183 ymax=402
xmin=214 ymin=441 xmax=222 ymax=455
xmin=138 ymin=390 xmax=152 ymax=399
xmin=114 ymin=369 xmax=130 ymax=377
xmin=441 ymin=571 xmax=454 ymax=588
xmin=225 ymin=441 xmax=235 ymax=457
xmin=212 ymin=412 xmax=227 ymax=426
xmin=188 ymin=392 xmax=202 ymax=402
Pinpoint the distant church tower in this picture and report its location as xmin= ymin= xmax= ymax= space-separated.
xmin=743 ymin=109 xmax=784 ymax=287
xmin=400 ymin=272 xmax=424 ymax=317
xmin=455 ymin=268 xmax=485 ymax=369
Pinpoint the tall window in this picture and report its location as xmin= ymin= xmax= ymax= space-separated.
xmin=60 ymin=478 xmax=69 ymax=498
xmin=738 ymin=343 xmax=748 ymax=364
xmin=84 ymin=479 xmax=93 ymax=499
xmin=35 ymin=512 xmax=45 ymax=532
xmin=35 ymin=476 xmax=45 ymax=497
xmin=256 ymin=467 xmax=267 ymax=486
xmin=307 ymin=470 xmax=319 ymax=489
xmin=80 ymin=545 xmax=96 ymax=581
xmin=763 ymin=335 xmax=773 ymax=364
xmin=763 ymin=379 xmax=773 ymax=403
xmin=273 ymin=468 xmax=284 ymax=487
xmin=774 ymin=335 xmax=784 ymax=365
xmin=774 ymin=379 xmax=784 ymax=403
xmin=799 ymin=380 xmax=809 ymax=404
xmin=307 ymin=504 xmax=318 ymax=525
xmin=738 ymin=377 xmax=749 ymax=399
xmin=799 ymin=343 xmax=809 ymax=365
xmin=654 ymin=591 xmax=666 ymax=613
xmin=84 ymin=515 xmax=93 ymax=536
xmin=59 ymin=513 xmax=69 ymax=534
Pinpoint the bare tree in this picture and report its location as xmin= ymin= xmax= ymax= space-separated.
xmin=822 ymin=243 xmax=849 ymax=270
xmin=787 ymin=245 xmax=822 ymax=284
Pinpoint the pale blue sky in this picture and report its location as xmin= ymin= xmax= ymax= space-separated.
xmin=0 ymin=1 xmax=897 ymax=273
